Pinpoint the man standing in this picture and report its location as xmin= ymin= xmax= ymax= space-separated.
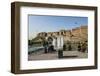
xmin=43 ymin=40 xmax=48 ymax=53
xmin=78 ymin=43 xmax=81 ymax=52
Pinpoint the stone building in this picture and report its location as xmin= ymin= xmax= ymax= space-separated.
xmin=38 ymin=26 xmax=87 ymax=41
xmin=35 ymin=25 xmax=87 ymax=50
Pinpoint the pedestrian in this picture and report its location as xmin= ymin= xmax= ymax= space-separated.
xmin=43 ymin=40 xmax=48 ymax=53
xmin=78 ymin=43 xmax=81 ymax=52
xmin=81 ymin=42 xmax=87 ymax=53
xmin=63 ymin=44 xmax=66 ymax=51
xmin=68 ymin=44 xmax=72 ymax=51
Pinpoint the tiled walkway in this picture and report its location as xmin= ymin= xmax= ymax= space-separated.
xmin=28 ymin=50 xmax=88 ymax=61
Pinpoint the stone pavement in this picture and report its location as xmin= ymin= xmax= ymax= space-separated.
xmin=28 ymin=50 xmax=88 ymax=61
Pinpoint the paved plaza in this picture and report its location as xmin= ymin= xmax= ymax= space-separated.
xmin=28 ymin=50 xmax=88 ymax=61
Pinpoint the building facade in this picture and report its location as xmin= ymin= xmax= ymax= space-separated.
xmin=36 ymin=26 xmax=87 ymax=50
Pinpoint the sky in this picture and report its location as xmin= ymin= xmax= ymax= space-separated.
xmin=28 ymin=15 xmax=88 ymax=40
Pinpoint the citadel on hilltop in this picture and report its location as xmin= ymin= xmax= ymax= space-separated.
xmin=37 ymin=25 xmax=87 ymax=43
xmin=29 ymin=25 xmax=88 ymax=51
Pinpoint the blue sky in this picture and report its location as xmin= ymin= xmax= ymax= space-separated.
xmin=28 ymin=15 xmax=88 ymax=40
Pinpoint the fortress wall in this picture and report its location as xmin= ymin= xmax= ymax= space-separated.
xmin=37 ymin=26 xmax=87 ymax=43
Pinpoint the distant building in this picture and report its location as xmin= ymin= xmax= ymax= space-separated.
xmin=34 ymin=25 xmax=88 ymax=50
xmin=30 ymin=26 xmax=88 ymax=50
xmin=37 ymin=26 xmax=87 ymax=41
